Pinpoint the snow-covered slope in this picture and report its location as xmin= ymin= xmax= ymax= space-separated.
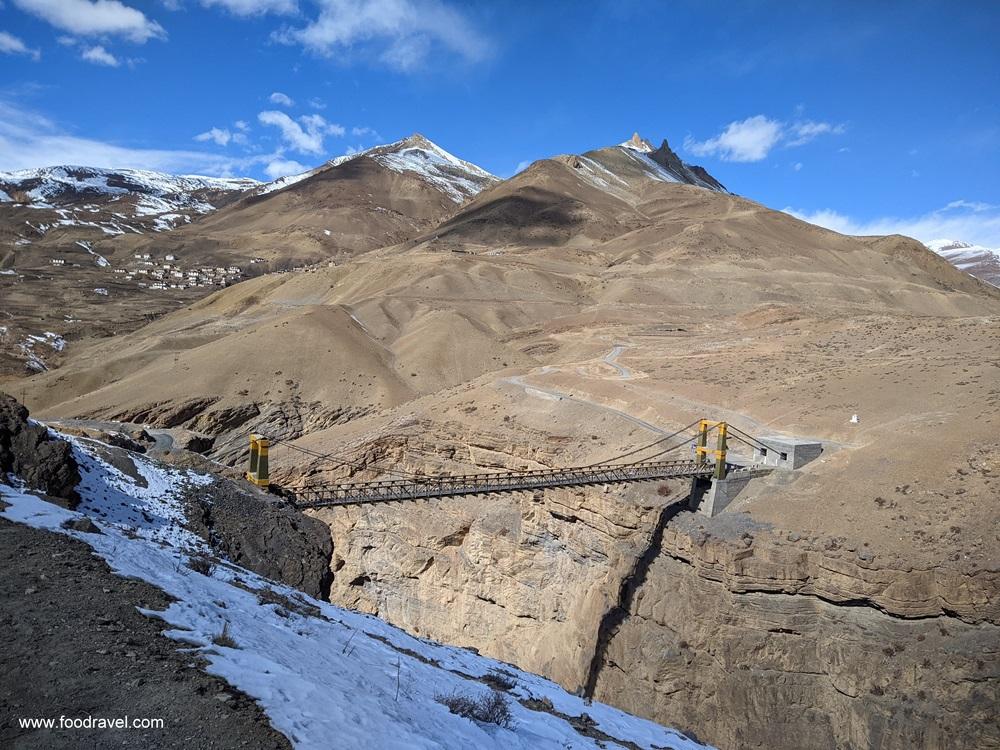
xmin=0 ymin=166 xmax=258 ymax=234
xmin=1 ymin=435 xmax=709 ymax=750
xmin=925 ymin=238 xmax=1000 ymax=287
xmin=257 ymin=135 xmax=498 ymax=203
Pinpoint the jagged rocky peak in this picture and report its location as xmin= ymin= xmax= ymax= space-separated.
xmin=645 ymin=137 xmax=728 ymax=193
xmin=572 ymin=131 xmax=729 ymax=194
xmin=620 ymin=132 xmax=655 ymax=153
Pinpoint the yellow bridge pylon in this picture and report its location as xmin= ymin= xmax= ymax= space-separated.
xmin=246 ymin=433 xmax=270 ymax=488
xmin=694 ymin=420 xmax=728 ymax=479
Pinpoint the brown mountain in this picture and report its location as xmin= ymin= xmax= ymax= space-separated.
xmin=0 ymin=135 xmax=497 ymax=377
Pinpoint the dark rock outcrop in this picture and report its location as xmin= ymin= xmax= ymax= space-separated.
xmin=0 ymin=393 xmax=80 ymax=508
xmin=647 ymin=139 xmax=728 ymax=193
xmin=183 ymin=479 xmax=333 ymax=599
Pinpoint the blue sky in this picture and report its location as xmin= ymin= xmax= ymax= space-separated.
xmin=1 ymin=0 xmax=998 ymax=245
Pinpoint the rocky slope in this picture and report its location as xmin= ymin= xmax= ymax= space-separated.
xmin=0 ymin=517 xmax=292 ymax=750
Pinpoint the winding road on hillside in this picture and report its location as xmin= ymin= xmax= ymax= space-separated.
xmin=501 ymin=345 xmax=675 ymax=437
xmin=501 ymin=345 xmax=851 ymax=449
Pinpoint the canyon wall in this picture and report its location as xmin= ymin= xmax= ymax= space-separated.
xmin=311 ymin=482 xmax=1000 ymax=750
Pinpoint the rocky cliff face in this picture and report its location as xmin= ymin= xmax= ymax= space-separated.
xmin=304 ymin=434 xmax=999 ymax=749
xmin=593 ymin=513 xmax=999 ymax=749
xmin=0 ymin=392 xmax=80 ymax=507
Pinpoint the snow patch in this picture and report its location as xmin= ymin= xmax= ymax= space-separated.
xmin=76 ymin=240 xmax=110 ymax=267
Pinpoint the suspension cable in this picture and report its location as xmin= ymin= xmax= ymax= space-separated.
xmin=269 ymin=438 xmax=432 ymax=483
xmin=724 ymin=424 xmax=783 ymax=453
xmin=264 ymin=417 xmax=731 ymax=488
xmin=581 ymin=419 xmax=706 ymax=468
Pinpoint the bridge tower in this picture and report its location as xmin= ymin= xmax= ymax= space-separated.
xmin=246 ymin=434 xmax=270 ymax=488
xmin=694 ymin=420 xmax=728 ymax=479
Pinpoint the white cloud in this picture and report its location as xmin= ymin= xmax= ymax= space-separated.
xmin=0 ymin=30 xmax=41 ymax=60
xmin=308 ymin=97 xmax=326 ymax=109
xmin=201 ymin=0 xmax=296 ymax=16
xmin=350 ymin=125 xmax=377 ymax=137
xmin=514 ymin=159 xmax=531 ymax=174
xmin=274 ymin=0 xmax=492 ymax=71
xmin=81 ymin=44 xmax=119 ymax=66
xmin=792 ymin=162 xmax=803 ymax=172
xmin=269 ymin=91 xmax=294 ymax=107
xmin=194 ymin=127 xmax=232 ymax=146
xmin=784 ymin=200 xmax=1000 ymax=248
xmin=685 ymin=115 xmax=846 ymax=162
xmin=264 ymin=157 xmax=306 ymax=178
xmin=685 ymin=115 xmax=784 ymax=162
xmin=12 ymin=0 xmax=166 ymax=43
xmin=258 ymin=110 xmax=343 ymax=154
xmin=786 ymin=120 xmax=846 ymax=147
xmin=234 ymin=120 xmax=249 ymax=131
xmin=0 ymin=99 xmax=248 ymax=175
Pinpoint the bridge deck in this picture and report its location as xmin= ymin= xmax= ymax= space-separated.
xmin=291 ymin=458 xmax=714 ymax=508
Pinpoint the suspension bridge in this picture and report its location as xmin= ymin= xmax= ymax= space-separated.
xmin=245 ymin=420 xmax=815 ymax=512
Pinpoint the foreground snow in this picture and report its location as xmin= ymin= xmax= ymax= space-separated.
xmin=1 ymin=436 xmax=709 ymax=750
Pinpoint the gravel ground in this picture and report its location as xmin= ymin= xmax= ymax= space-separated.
xmin=0 ymin=516 xmax=291 ymax=749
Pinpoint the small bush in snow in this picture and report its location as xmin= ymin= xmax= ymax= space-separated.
xmin=187 ymin=554 xmax=216 ymax=577
xmin=436 ymin=689 xmax=513 ymax=728
xmin=483 ymin=669 xmax=517 ymax=691
xmin=212 ymin=621 xmax=238 ymax=649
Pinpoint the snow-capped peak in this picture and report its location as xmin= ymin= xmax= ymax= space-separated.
xmin=925 ymin=238 xmax=1000 ymax=287
xmin=256 ymin=134 xmax=499 ymax=203
xmin=620 ymin=132 xmax=655 ymax=153
xmin=925 ymin=238 xmax=973 ymax=252
xmin=335 ymin=133 xmax=498 ymax=203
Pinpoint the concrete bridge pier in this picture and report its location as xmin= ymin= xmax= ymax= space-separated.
xmin=689 ymin=475 xmax=753 ymax=517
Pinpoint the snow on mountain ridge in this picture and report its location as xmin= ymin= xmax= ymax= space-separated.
xmin=0 ymin=165 xmax=259 ymax=235
xmin=925 ymin=238 xmax=1000 ymax=287
xmin=257 ymin=134 xmax=499 ymax=203
xmin=0 ymin=165 xmax=257 ymax=204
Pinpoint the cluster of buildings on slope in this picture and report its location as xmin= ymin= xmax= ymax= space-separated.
xmin=115 ymin=253 xmax=245 ymax=291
